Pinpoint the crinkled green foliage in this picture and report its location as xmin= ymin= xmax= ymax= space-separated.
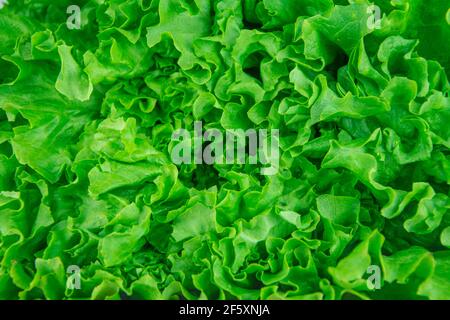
xmin=0 ymin=0 xmax=449 ymax=300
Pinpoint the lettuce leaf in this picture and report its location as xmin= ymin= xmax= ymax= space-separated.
xmin=0 ymin=0 xmax=449 ymax=300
